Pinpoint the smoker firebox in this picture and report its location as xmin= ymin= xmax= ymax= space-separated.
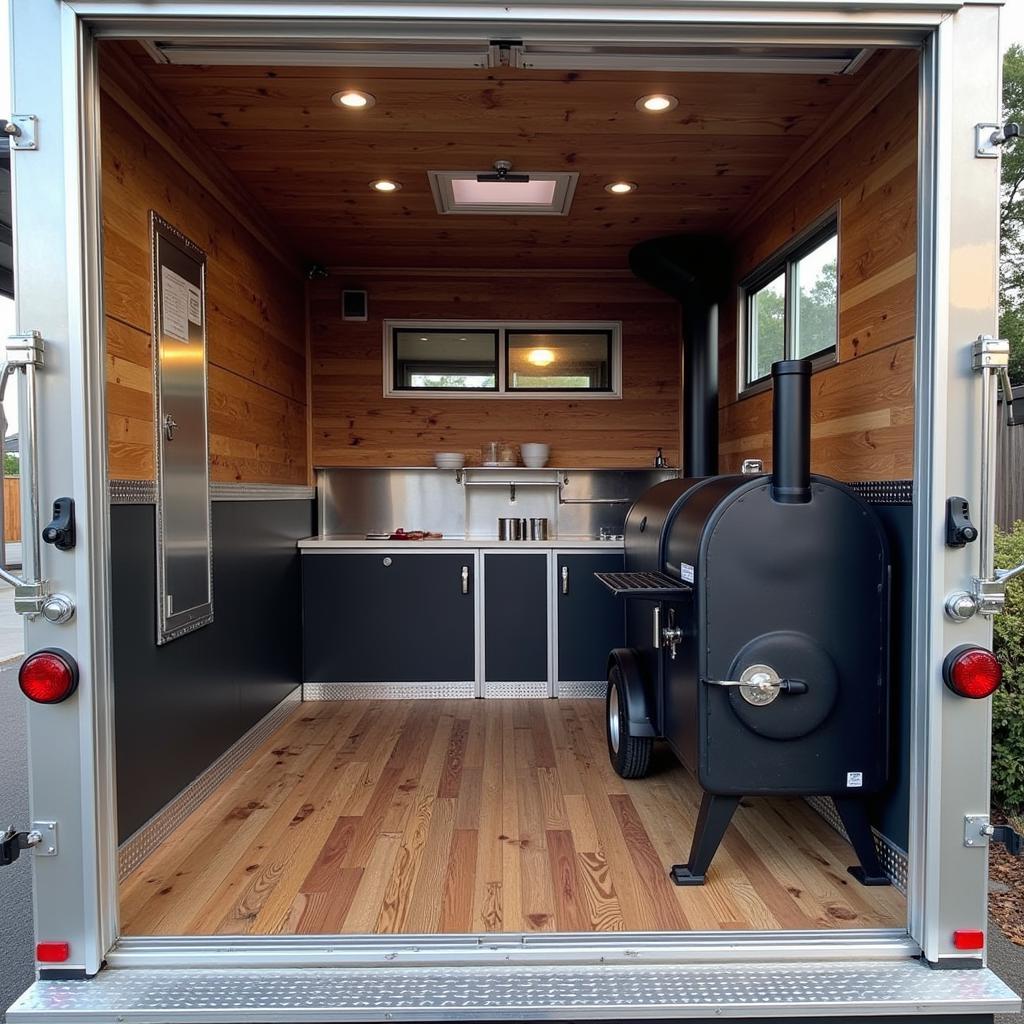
xmin=598 ymin=359 xmax=892 ymax=888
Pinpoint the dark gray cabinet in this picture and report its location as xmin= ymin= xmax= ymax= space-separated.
xmin=302 ymin=552 xmax=475 ymax=682
xmin=557 ymin=552 xmax=625 ymax=684
xmin=484 ymin=552 xmax=549 ymax=683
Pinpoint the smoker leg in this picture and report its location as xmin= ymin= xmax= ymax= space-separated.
xmin=670 ymin=793 xmax=739 ymax=886
xmin=833 ymin=797 xmax=891 ymax=887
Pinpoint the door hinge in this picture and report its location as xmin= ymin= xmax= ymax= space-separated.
xmin=964 ymin=814 xmax=1023 ymax=855
xmin=0 ymin=821 xmax=56 ymax=866
xmin=1 ymin=115 xmax=38 ymax=151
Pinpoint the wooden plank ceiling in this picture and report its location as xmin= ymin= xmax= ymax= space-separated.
xmin=117 ymin=42 xmax=869 ymax=270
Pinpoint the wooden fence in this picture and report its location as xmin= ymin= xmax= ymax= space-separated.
xmin=996 ymin=387 xmax=1024 ymax=532
xmin=3 ymin=477 xmax=19 ymax=542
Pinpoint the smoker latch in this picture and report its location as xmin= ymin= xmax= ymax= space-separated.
xmin=704 ymin=664 xmax=809 ymax=706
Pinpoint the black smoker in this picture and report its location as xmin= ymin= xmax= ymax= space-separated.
xmin=598 ymin=359 xmax=891 ymax=887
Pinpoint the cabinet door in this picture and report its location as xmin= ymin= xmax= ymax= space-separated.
xmin=302 ymin=553 xmax=475 ymax=682
xmin=484 ymin=553 xmax=549 ymax=685
xmin=557 ymin=552 xmax=625 ymax=685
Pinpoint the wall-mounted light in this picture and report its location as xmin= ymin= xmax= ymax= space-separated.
xmin=333 ymin=90 xmax=376 ymax=109
xmin=527 ymin=348 xmax=556 ymax=367
xmin=370 ymin=179 xmax=402 ymax=193
xmin=604 ymin=181 xmax=638 ymax=195
xmin=636 ymin=94 xmax=678 ymax=113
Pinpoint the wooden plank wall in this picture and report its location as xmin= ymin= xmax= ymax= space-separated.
xmin=100 ymin=46 xmax=309 ymax=484
xmin=308 ymin=274 xmax=681 ymax=468
xmin=718 ymin=52 xmax=919 ymax=482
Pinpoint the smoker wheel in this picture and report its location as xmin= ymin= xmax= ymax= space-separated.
xmin=595 ymin=570 xmax=692 ymax=599
xmin=606 ymin=666 xmax=652 ymax=779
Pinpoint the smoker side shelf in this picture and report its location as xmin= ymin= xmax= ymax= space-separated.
xmin=594 ymin=570 xmax=692 ymax=599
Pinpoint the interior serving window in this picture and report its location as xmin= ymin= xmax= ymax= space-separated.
xmin=506 ymin=329 xmax=613 ymax=391
xmin=742 ymin=218 xmax=838 ymax=391
xmin=385 ymin=321 xmax=621 ymax=397
xmin=392 ymin=328 xmax=499 ymax=391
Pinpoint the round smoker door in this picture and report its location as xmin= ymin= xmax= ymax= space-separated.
xmin=725 ymin=631 xmax=838 ymax=740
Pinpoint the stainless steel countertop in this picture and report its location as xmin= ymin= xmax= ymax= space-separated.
xmin=298 ymin=535 xmax=624 ymax=550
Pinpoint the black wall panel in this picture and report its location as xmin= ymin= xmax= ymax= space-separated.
xmin=112 ymin=499 xmax=313 ymax=841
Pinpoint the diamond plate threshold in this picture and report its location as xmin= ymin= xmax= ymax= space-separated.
xmin=8 ymin=960 xmax=1020 ymax=1022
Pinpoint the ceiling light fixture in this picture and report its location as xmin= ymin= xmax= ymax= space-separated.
xmin=636 ymin=93 xmax=678 ymax=113
xmin=370 ymin=178 xmax=402 ymax=193
xmin=527 ymin=348 xmax=556 ymax=367
xmin=333 ymin=89 xmax=376 ymax=109
xmin=605 ymin=181 xmax=638 ymax=195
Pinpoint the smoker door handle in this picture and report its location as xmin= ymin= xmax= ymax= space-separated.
xmin=704 ymin=676 xmax=808 ymax=695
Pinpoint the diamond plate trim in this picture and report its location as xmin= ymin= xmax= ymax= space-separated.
xmin=482 ymin=680 xmax=551 ymax=698
xmin=118 ymin=689 xmax=300 ymax=880
xmin=109 ymin=478 xmax=157 ymax=505
xmin=303 ymin=681 xmax=475 ymax=700
xmin=557 ymin=680 xmax=605 ymax=698
xmin=210 ymin=483 xmax=315 ymax=502
xmin=8 ymin=961 xmax=1019 ymax=1021
xmin=845 ymin=479 xmax=913 ymax=505
xmin=805 ymin=797 xmax=908 ymax=893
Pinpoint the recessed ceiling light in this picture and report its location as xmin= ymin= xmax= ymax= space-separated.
xmin=527 ymin=348 xmax=556 ymax=367
xmin=370 ymin=179 xmax=401 ymax=193
xmin=636 ymin=94 xmax=678 ymax=113
xmin=333 ymin=90 xmax=376 ymax=109
xmin=605 ymin=181 xmax=638 ymax=195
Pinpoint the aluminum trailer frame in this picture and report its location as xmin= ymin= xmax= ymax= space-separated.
xmin=3 ymin=0 xmax=1020 ymax=1019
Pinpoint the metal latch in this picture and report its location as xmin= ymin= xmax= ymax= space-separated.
xmin=487 ymin=40 xmax=525 ymax=68
xmin=0 ymin=821 xmax=56 ymax=867
xmin=976 ymin=122 xmax=1020 ymax=158
xmin=1 ymin=114 xmax=37 ymax=151
xmin=0 ymin=333 xmax=75 ymax=622
xmin=964 ymin=814 xmax=1023 ymax=855
xmin=945 ymin=337 xmax=1024 ymax=620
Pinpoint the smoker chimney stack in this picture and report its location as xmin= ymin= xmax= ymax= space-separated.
xmin=771 ymin=359 xmax=812 ymax=504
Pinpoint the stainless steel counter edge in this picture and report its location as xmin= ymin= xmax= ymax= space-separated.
xmin=298 ymin=537 xmax=625 ymax=550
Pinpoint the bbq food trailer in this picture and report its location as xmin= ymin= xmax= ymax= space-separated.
xmin=2 ymin=0 xmax=1024 ymax=1021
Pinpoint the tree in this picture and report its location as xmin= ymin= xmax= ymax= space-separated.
xmin=1001 ymin=45 xmax=1024 ymax=383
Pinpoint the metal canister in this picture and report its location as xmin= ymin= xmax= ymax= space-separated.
xmin=497 ymin=517 xmax=523 ymax=540
xmin=529 ymin=517 xmax=549 ymax=540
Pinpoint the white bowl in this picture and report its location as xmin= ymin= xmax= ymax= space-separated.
xmin=520 ymin=443 xmax=549 ymax=468
xmin=434 ymin=452 xmax=465 ymax=469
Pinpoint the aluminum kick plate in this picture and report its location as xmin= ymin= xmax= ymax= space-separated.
xmin=8 ymin=961 xmax=1020 ymax=1022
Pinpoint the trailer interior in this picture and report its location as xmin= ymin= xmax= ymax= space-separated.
xmin=100 ymin=37 xmax=917 ymax=940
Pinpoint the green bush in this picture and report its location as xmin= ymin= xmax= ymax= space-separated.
xmin=992 ymin=520 xmax=1024 ymax=810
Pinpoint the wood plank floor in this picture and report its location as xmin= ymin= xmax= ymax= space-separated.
xmin=120 ymin=700 xmax=906 ymax=935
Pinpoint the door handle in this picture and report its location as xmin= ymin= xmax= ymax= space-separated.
xmin=163 ymin=413 xmax=179 ymax=442
xmin=561 ymin=565 xmax=569 ymax=594
xmin=461 ymin=565 xmax=469 ymax=594
xmin=946 ymin=336 xmax=1024 ymax=619
xmin=0 ymin=332 xmax=75 ymax=620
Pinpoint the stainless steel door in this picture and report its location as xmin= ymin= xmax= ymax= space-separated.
xmin=151 ymin=214 xmax=212 ymax=643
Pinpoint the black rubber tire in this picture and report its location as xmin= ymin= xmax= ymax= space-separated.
xmin=606 ymin=664 xmax=653 ymax=779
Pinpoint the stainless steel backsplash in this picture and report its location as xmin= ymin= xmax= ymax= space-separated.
xmin=316 ymin=467 xmax=678 ymax=539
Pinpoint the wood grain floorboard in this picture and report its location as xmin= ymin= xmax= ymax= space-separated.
xmin=120 ymin=699 xmax=906 ymax=935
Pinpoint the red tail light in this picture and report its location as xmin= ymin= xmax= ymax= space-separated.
xmin=19 ymin=649 xmax=79 ymax=704
xmin=953 ymin=929 xmax=985 ymax=951
xmin=943 ymin=645 xmax=1002 ymax=700
xmin=36 ymin=942 xmax=70 ymax=963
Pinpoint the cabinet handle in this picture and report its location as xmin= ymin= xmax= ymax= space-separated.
xmin=461 ymin=565 xmax=469 ymax=594
xmin=561 ymin=565 xmax=569 ymax=595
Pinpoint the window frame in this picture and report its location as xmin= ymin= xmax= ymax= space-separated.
xmin=739 ymin=211 xmax=839 ymax=397
xmin=383 ymin=319 xmax=623 ymax=399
